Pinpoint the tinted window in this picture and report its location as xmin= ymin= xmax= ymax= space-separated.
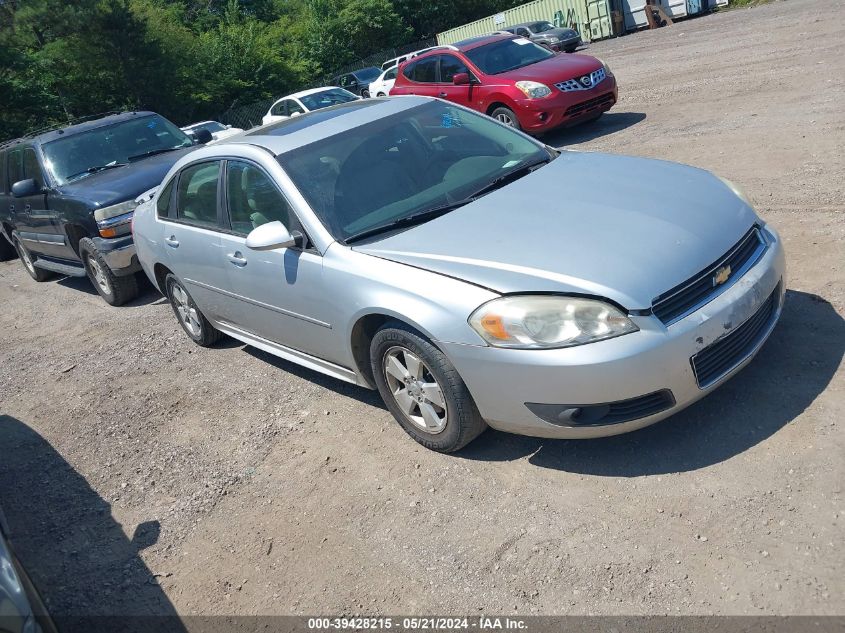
xmin=439 ymin=55 xmax=469 ymax=83
xmin=533 ymin=21 xmax=555 ymax=32
xmin=299 ymin=89 xmax=358 ymax=111
xmin=270 ymin=100 xmax=286 ymax=116
xmin=23 ymin=147 xmax=45 ymax=187
xmin=354 ymin=67 xmax=381 ymax=83
xmin=464 ymin=38 xmax=554 ymax=75
xmin=42 ymin=114 xmax=192 ymax=185
xmin=338 ymin=74 xmax=353 ymax=87
xmin=288 ymin=100 xmax=305 ymax=115
xmin=186 ymin=122 xmax=225 ymax=135
xmin=176 ymin=162 xmax=220 ymax=228
xmin=516 ymin=27 xmax=530 ymax=37
xmin=385 ymin=67 xmax=398 ymax=81
xmin=281 ymin=100 xmax=546 ymax=242
xmin=7 ymin=149 xmax=23 ymax=186
xmin=157 ymin=178 xmax=174 ymax=218
xmin=226 ymin=161 xmax=296 ymax=236
xmin=410 ymin=57 xmax=438 ymax=83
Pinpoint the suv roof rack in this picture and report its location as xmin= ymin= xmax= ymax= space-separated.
xmin=0 ymin=110 xmax=134 ymax=149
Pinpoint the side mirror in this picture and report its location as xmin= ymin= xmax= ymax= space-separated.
xmin=245 ymin=221 xmax=297 ymax=251
xmin=11 ymin=179 xmax=40 ymax=198
xmin=290 ymin=111 xmax=301 ymax=118
xmin=194 ymin=128 xmax=213 ymax=144
xmin=453 ymin=73 xmax=471 ymax=86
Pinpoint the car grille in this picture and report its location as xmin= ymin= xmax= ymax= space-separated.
xmin=555 ymin=67 xmax=607 ymax=92
xmin=563 ymin=92 xmax=616 ymax=117
xmin=691 ymin=284 xmax=780 ymax=388
xmin=652 ymin=227 xmax=767 ymax=325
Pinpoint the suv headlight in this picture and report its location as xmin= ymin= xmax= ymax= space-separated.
xmin=468 ymin=295 xmax=638 ymax=349
xmin=515 ymin=80 xmax=552 ymax=99
xmin=94 ymin=200 xmax=137 ymax=238
xmin=546 ymin=36 xmax=560 ymax=43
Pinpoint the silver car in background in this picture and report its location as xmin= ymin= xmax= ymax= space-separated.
xmin=132 ymin=97 xmax=785 ymax=452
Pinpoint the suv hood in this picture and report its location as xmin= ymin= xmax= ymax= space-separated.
xmin=536 ymin=27 xmax=578 ymax=39
xmin=497 ymin=52 xmax=601 ymax=83
xmin=354 ymin=152 xmax=758 ymax=309
xmin=56 ymin=146 xmax=198 ymax=208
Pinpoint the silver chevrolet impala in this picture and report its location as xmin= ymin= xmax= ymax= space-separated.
xmin=132 ymin=97 xmax=785 ymax=452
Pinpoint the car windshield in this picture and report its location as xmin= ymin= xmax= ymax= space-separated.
xmin=43 ymin=114 xmax=193 ymax=184
xmin=300 ymin=89 xmax=359 ymax=111
xmin=464 ymin=38 xmax=555 ymax=75
xmin=281 ymin=101 xmax=549 ymax=242
xmin=187 ymin=121 xmax=225 ymax=134
xmin=354 ymin=67 xmax=381 ymax=82
xmin=532 ymin=21 xmax=555 ymax=32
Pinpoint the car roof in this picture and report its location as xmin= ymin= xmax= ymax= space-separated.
xmin=278 ymin=86 xmax=345 ymax=102
xmin=235 ymin=96 xmax=432 ymax=156
xmin=1 ymin=111 xmax=161 ymax=149
xmin=451 ymin=33 xmax=516 ymax=51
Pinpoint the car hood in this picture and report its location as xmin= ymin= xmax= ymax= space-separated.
xmin=354 ymin=152 xmax=758 ymax=309
xmin=536 ymin=28 xmax=578 ymax=39
xmin=56 ymin=146 xmax=198 ymax=208
xmin=497 ymin=52 xmax=601 ymax=83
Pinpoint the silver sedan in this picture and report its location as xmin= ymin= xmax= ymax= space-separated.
xmin=132 ymin=97 xmax=785 ymax=452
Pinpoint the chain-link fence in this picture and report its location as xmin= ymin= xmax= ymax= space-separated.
xmin=217 ymin=37 xmax=437 ymax=130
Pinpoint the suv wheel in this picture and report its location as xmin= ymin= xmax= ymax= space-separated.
xmin=371 ymin=322 xmax=487 ymax=452
xmin=491 ymin=106 xmax=521 ymax=130
xmin=81 ymin=244 xmax=139 ymax=306
xmin=165 ymin=274 xmax=221 ymax=347
xmin=13 ymin=237 xmax=53 ymax=282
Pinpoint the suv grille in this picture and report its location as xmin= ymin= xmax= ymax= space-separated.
xmin=652 ymin=227 xmax=767 ymax=325
xmin=691 ymin=284 xmax=780 ymax=388
xmin=555 ymin=67 xmax=607 ymax=92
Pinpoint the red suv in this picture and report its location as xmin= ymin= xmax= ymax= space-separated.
xmin=390 ymin=34 xmax=617 ymax=134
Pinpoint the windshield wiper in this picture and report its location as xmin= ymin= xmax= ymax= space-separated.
xmin=128 ymin=146 xmax=184 ymax=162
xmin=345 ymin=204 xmax=468 ymax=244
xmin=464 ymin=155 xmax=551 ymax=200
xmin=64 ymin=162 xmax=128 ymax=182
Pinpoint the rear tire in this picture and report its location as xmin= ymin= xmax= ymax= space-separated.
xmin=0 ymin=234 xmax=17 ymax=261
xmin=361 ymin=89 xmax=370 ymax=98
xmin=490 ymin=106 xmax=521 ymax=130
xmin=165 ymin=274 xmax=222 ymax=347
xmin=371 ymin=322 xmax=487 ymax=452
xmin=80 ymin=241 xmax=138 ymax=306
xmin=13 ymin=237 xmax=53 ymax=282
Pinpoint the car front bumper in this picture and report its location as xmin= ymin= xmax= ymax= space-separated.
xmin=92 ymin=235 xmax=141 ymax=276
xmin=548 ymin=36 xmax=581 ymax=51
xmin=439 ymin=226 xmax=786 ymax=439
xmin=514 ymin=75 xmax=618 ymax=133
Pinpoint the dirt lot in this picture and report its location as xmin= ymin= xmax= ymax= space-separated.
xmin=1 ymin=0 xmax=843 ymax=623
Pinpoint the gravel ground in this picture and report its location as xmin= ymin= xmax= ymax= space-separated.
xmin=0 ymin=0 xmax=843 ymax=622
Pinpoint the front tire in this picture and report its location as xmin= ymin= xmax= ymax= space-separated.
xmin=165 ymin=274 xmax=221 ymax=347
xmin=490 ymin=106 xmax=521 ymax=130
xmin=371 ymin=322 xmax=486 ymax=452
xmin=361 ymin=89 xmax=370 ymax=98
xmin=81 ymin=242 xmax=138 ymax=306
xmin=13 ymin=237 xmax=53 ymax=282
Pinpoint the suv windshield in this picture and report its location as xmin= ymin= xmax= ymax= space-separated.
xmin=532 ymin=21 xmax=555 ymax=32
xmin=354 ymin=67 xmax=381 ymax=82
xmin=43 ymin=114 xmax=193 ymax=184
xmin=281 ymin=101 xmax=549 ymax=242
xmin=464 ymin=38 xmax=555 ymax=75
xmin=300 ymin=89 xmax=359 ymax=111
xmin=186 ymin=121 xmax=225 ymax=134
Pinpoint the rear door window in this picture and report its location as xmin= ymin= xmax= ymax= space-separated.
xmin=410 ymin=57 xmax=438 ymax=83
xmin=175 ymin=161 xmax=221 ymax=228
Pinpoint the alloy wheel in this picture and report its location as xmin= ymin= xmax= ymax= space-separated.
xmin=17 ymin=241 xmax=35 ymax=274
xmin=496 ymin=112 xmax=516 ymax=127
xmin=170 ymin=282 xmax=202 ymax=337
xmin=382 ymin=346 xmax=447 ymax=434
xmin=87 ymin=255 xmax=111 ymax=294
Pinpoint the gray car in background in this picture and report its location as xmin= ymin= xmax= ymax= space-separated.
xmin=502 ymin=21 xmax=582 ymax=52
xmin=132 ymin=97 xmax=785 ymax=453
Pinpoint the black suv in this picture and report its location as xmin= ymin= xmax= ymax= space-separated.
xmin=334 ymin=67 xmax=382 ymax=97
xmin=0 ymin=111 xmax=210 ymax=305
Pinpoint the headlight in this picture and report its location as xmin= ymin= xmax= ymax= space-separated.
xmin=596 ymin=57 xmax=613 ymax=75
xmin=468 ymin=295 xmax=638 ymax=349
xmin=94 ymin=200 xmax=137 ymax=238
xmin=515 ymin=80 xmax=552 ymax=99
xmin=546 ymin=36 xmax=560 ymax=43
xmin=718 ymin=176 xmax=752 ymax=206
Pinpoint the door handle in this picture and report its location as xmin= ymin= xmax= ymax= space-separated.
xmin=227 ymin=251 xmax=247 ymax=267
xmin=164 ymin=236 xmax=179 ymax=248
xmin=24 ymin=204 xmax=31 ymax=212
xmin=438 ymin=92 xmax=448 ymax=98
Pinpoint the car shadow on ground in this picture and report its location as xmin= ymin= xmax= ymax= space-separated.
xmin=457 ymin=290 xmax=844 ymax=475
xmin=0 ymin=415 xmax=187 ymax=633
xmin=542 ymin=111 xmax=647 ymax=147
xmin=56 ymin=273 xmax=162 ymax=308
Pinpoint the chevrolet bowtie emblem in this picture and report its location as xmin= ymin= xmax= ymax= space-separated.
xmin=713 ymin=265 xmax=732 ymax=287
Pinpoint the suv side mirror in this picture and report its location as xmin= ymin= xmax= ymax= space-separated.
xmin=194 ymin=128 xmax=213 ymax=144
xmin=245 ymin=221 xmax=298 ymax=251
xmin=11 ymin=179 xmax=40 ymax=198
xmin=453 ymin=73 xmax=471 ymax=86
